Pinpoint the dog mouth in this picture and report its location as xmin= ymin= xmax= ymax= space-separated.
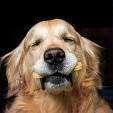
xmin=40 ymin=72 xmax=73 ymax=94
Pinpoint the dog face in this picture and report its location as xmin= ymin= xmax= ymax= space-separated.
xmin=24 ymin=19 xmax=82 ymax=94
xmin=2 ymin=19 xmax=101 ymax=96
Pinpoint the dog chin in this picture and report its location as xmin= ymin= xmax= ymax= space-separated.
xmin=40 ymin=72 xmax=73 ymax=94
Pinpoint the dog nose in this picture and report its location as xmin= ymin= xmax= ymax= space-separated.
xmin=44 ymin=48 xmax=65 ymax=64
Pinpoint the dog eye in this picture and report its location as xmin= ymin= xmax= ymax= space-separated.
xmin=31 ymin=40 xmax=41 ymax=47
xmin=63 ymin=37 xmax=75 ymax=42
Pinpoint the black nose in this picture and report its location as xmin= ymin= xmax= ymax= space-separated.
xmin=44 ymin=48 xmax=65 ymax=65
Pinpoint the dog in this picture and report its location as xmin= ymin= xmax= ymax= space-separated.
xmin=1 ymin=19 xmax=113 ymax=113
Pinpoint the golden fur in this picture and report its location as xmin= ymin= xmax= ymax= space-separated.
xmin=2 ymin=19 xmax=112 ymax=113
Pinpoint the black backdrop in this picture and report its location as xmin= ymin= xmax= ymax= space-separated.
xmin=0 ymin=0 xmax=112 ymax=112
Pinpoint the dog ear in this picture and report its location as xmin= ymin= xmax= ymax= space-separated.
xmin=81 ymin=37 xmax=102 ymax=89
xmin=1 ymin=40 xmax=25 ymax=97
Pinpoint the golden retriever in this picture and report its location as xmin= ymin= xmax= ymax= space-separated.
xmin=2 ymin=19 xmax=113 ymax=113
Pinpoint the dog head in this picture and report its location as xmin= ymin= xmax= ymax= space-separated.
xmin=2 ymin=19 xmax=101 ymax=96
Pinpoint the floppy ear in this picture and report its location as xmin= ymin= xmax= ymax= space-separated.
xmin=1 ymin=40 xmax=25 ymax=97
xmin=81 ymin=37 xmax=102 ymax=89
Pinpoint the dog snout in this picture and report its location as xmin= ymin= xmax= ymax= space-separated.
xmin=44 ymin=48 xmax=65 ymax=65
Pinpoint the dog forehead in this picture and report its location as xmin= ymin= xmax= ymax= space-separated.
xmin=34 ymin=25 xmax=48 ymax=37
xmin=33 ymin=19 xmax=73 ymax=37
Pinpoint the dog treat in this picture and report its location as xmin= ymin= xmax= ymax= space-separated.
xmin=74 ymin=62 xmax=82 ymax=71
xmin=32 ymin=62 xmax=82 ymax=78
xmin=32 ymin=72 xmax=43 ymax=78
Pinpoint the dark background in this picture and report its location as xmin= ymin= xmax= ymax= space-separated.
xmin=0 ymin=0 xmax=113 ymax=112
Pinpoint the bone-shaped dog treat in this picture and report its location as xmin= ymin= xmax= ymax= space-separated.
xmin=32 ymin=62 xmax=82 ymax=78
xmin=74 ymin=62 xmax=82 ymax=71
xmin=32 ymin=72 xmax=43 ymax=78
